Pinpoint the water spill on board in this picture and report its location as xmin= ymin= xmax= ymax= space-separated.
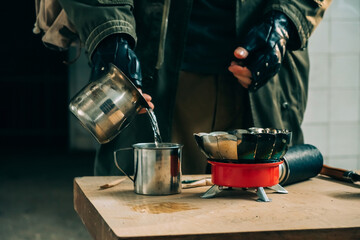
xmin=129 ymin=202 xmax=198 ymax=214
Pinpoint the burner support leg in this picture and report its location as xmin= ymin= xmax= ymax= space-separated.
xmin=256 ymin=187 xmax=271 ymax=202
xmin=267 ymin=184 xmax=288 ymax=194
xmin=201 ymin=185 xmax=222 ymax=199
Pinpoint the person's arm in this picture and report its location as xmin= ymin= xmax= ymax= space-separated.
xmin=58 ymin=0 xmax=137 ymax=62
xmin=58 ymin=0 xmax=153 ymax=110
xmin=57 ymin=0 xmax=140 ymax=85
xmin=228 ymin=0 xmax=332 ymax=92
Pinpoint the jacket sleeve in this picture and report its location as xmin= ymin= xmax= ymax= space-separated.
xmin=264 ymin=0 xmax=332 ymax=49
xmin=58 ymin=0 xmax=137 ymax=62
xmin=33 ymin=0 xmax=78 ymax=51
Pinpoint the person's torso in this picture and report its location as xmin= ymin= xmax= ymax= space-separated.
xmin=181 ymin=0 xmax=237 ymax=74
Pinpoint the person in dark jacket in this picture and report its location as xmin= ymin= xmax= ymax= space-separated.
xmin=34 ymin=0 xmax=332 ymax=175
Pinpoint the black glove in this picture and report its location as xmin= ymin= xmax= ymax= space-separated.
xmin=90 ymin=34 xmax=142 ymax=87
xmin=240 ymin=11 xmax=297 ymax=91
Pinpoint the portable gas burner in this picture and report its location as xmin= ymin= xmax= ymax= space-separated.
xmin=201 ymin=160 xmax=287 ymax=202
xmin=194 ymin=128 xmax=291 ymax=202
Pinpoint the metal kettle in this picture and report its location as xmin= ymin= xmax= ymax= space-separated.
xmin=69 ymin=64 xmax=149 ymax=144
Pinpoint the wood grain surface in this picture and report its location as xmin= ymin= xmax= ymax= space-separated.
xmin=74 ymin=175 xmax=360 ymax=240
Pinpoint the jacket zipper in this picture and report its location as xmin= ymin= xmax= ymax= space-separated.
xmin=156 ymin=0 xmax=171 ymax=69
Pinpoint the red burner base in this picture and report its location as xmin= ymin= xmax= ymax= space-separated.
xmin=210 ymin=160 xmax=282 ymax=188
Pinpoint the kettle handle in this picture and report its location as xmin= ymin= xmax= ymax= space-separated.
xmin=113 ymin=148 xmax=135 ymax=182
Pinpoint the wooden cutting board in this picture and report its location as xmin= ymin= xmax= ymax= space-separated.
xmin=74 ymin=175 xmax=360 ymax=240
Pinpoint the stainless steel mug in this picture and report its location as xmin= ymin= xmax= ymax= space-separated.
xmin=114 ymin=143 xmax=183 ymax=195
xmin=69 ymin=64 xmax=149 ymax=144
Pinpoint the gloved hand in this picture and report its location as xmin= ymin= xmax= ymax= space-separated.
xmin=90 ymin=34 xmax=154 ymax=112
xmin=90 ymin=34 xmax=142 ymax=88
xmin=228 ymin=11 xmax=297 ymax=92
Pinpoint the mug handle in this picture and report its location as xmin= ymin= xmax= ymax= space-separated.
xmin=113 ymin=148 xmax=135 ymax=182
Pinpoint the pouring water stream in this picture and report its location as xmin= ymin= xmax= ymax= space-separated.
xmin=146 ymin=108 xmax=163 ymax=145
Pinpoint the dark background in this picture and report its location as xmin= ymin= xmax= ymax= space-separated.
xmin=0 ymin=2 xmax=69 ymax=151
xmin=0 ymin=2 xmax=94 ymax=239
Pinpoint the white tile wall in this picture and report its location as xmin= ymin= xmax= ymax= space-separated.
xmin=309 ymin=21 xmax=330 ymax=53
xmin=329 ymin=123 xmax=359 ymax=156
xmin=330 ymin=89 xmax=359 ymax=122
xmin=303 ymin=89 xmax=329 ymax=123
xmin=328 ymin=156 xmax=359 ymax=170
xmin=329 ymin=0 xmax=360 ymax=20
xmin=330 ymin=21 xmax=360 ymax=53
xmin=330 ymin=55 xmax=360 ymax=88
xmin=309 ymin=54 xmax=330 ymax=89
xmin=303 ymin=0 xmax=360 ymax=170
xmin=302 ymin=124 xmax=329 ymax=155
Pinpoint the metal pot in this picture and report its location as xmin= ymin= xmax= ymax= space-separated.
xmin=114 ymin=143 xmax=183 ymax=195
xmin=69 ymin=64 xmax=149 ymax=144
xmin=194 ymin=128 xmax=291 ymax=163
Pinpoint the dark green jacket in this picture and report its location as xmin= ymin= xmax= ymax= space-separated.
xmin=56 ymin=0 xmax=331 ymax=175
